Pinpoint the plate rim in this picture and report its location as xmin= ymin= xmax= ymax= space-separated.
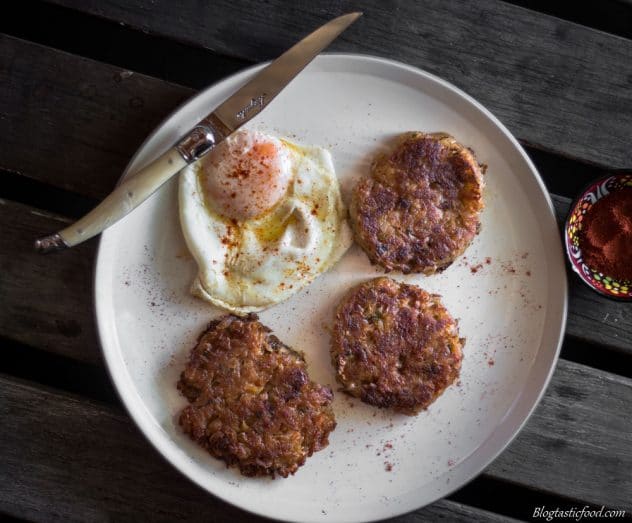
xmin=94 ymin=52 xmax=568 ymax=522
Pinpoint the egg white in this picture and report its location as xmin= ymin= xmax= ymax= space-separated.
xmin=178 ymin=136 xmax=352 ymax=314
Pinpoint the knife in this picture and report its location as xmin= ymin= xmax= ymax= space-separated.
xmin=35 ymin=12 xmax=362 ymax=253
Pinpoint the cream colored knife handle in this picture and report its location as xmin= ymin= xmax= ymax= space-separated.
xmin=35 ymin=114 xmax=230 ymax=253
xmin=35 ymin=148 xmax=187 ymax=252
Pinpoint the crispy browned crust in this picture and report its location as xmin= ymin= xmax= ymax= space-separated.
xmin=330 ymin=277 xmax=464 ymax=415
xmin=350 ymin=132 xmax=485 ymax=274
xmin=178 ymin=314 xmax=336 ymax=478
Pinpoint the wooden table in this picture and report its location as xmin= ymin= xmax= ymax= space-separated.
xmin=1 ymin=1 xmax=631 ymax=521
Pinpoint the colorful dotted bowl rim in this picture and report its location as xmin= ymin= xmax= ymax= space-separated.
xmin=564 ymin=173 xmax=632 ymax=301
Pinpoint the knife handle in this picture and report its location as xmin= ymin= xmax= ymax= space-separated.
xmin=35 ymin=148 xmax=187 ymax=253
xmin=35 ymin=114 xmax=232 ymax=253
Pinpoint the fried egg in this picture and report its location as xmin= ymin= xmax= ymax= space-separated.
xmin=179 ymin=129 xmax=352 ymax=314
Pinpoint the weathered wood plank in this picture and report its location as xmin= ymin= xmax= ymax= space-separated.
xmin=1 ymin=197 xmax=630 ymax=365
xmin=0 ymin=34 xmax=193 ymax=200
xmin=568 ymin=281 xmax=632 ymax=353
xmin=45 ymin=0 xmax=632 ymax=168
xmin=487 ymin=359 xmax=632 ymax=510
xmin=0 ymin=374 xmax=520 ymax=523
xmin=0 ymin=199 xmax=100 ymax=365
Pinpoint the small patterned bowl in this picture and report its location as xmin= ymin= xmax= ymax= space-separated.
xmin=565 ymin=172 xmax=632 ymax=301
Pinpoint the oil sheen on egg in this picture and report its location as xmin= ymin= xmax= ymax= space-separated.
xmin=179 ymin=129 xmax=352 ymax=314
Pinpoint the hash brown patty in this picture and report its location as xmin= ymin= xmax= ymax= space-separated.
xmin=350 ymin=132 xmax=485 ymax=274
xmin=178 ymin=314 xmax=336 ymax=478
xmin=330 ymin=277 xmax=464 ymax=415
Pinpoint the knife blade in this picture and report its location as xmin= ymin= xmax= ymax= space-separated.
xmin=35 ymin=12 xmax=362 ymax=253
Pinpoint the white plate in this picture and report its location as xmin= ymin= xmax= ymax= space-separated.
xmin=95 ymin=54 xmax=567 ymax=522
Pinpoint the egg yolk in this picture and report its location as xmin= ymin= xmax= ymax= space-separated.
xmin=201 ymin=131 xmax=292 ymax=221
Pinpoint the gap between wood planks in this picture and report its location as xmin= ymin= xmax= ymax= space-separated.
xmin=502 ymin=0 xmax=632 ymax=40
xmin=0 ymin=336 xmax=118 ymax=405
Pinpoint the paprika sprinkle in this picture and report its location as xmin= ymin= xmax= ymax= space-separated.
xmin=579 ymin=188 xmax=632 ymax=282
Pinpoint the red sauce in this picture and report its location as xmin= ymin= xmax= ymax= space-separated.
xmin=579 ymin=188 xmax=632 ymax=281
